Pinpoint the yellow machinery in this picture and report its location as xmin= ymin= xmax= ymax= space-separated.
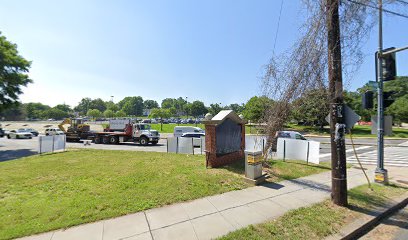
xmin=58 ymin=118 xmax=93 ymax=141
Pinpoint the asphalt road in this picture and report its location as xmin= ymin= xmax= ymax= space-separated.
xmin=0 ymin=135 xmax=406 ymax=162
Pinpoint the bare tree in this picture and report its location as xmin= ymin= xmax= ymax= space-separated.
xmin=260 ymin=0 xmax=404 ymax=158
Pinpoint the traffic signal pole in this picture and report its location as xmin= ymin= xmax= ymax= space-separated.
xmin=375 ymin=0 xmax=388 ymax=184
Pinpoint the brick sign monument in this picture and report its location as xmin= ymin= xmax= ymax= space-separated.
xmin=203 ymin=110 xmax=246 ymax=167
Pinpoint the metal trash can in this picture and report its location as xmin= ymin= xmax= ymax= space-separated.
xmin=245 ymin=150 xmax=263 ymax=180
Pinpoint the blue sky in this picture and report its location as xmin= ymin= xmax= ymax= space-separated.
xmin=1 ymin=0 xmax=407 ymax=107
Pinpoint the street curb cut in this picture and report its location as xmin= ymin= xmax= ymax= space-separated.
xmin=326 ymin=194 xmax=408 ymax=240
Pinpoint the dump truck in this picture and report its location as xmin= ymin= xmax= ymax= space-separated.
xmin=94 ymin=120 xmax=160 ymax=145
xmin=58 ymin=118 xmax=95 ymax=142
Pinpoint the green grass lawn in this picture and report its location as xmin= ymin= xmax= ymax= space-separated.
xmin=0 ymin=150 xmax=248 ymax=239
xmin=0 ymin=150 xmax=336 ymax=239
xmin=219 ymin=183 xmax=408 ymax=240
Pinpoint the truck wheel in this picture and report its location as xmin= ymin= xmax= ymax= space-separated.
xmin=109 ymin=136 xmax=119 ymax=144
xmin=102 ymin=136 xmax=109 ymax=144
xmin=151 ymin=141 xmax=158 ymax=145
xmin=7 ymin=135 xmax=10 ymax=139
xmin=139 ymin=137 xmax=148 ymax=146
xmin=94 ymin=137 xmax=101 ymax=144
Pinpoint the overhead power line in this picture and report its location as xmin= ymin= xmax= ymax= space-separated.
xmin=393 ymin=0 xmax=408 ymax=6
xmin=345 ymin=0 xmax=408 ymax=19
xmin=273 ymin=0 xmax=284 ymax=55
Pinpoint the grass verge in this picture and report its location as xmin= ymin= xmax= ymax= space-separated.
xmin=219 ymin=183 xmax=408 ymax=240
xmin=0 ymin=151 xmax=337 ymax=239
xmin=0 ymin=149 xmax=248 ymax=239
xmin=223 ymin=159 xmax=332 ymax=183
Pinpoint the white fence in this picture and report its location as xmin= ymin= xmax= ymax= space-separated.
xmin=167 ymin=137 xmax=205 ymax=155
xmin=276 ymin=138 xmax=320 ymax=164
xmin=38 ymin=135 xmax=66 ymax=154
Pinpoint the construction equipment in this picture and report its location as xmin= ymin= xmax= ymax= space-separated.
xmin=58 ymin=118 xmax=95 ymax=142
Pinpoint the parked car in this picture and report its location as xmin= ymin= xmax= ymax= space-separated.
xmin=174 ymin=126 xmax=205 ymax=137
xmin=272 ymin=131 xmax=307 ymax=151
xmin=0 ymin=128 xmax=4 ymax=138
xmin=7 ymin=129 xmax=33 ymax=139
xmin=45 ymin=128 xmax=65 ymax=136
xmin=18 ymin=128 xmax=39 ymax=136
xmin=181 ymin=132 xmax=205 ymax=147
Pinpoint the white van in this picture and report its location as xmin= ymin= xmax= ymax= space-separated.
xmin=174 ymin=126 xmax=204 ymax=137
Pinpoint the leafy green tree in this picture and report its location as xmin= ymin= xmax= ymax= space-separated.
xmin=387 ymin=95 xmax=408 ymax=125
xmin=161 ymin=98 xmax=176 ymax=109
xmin=103 ymin=109 xmax=114 ymax=118
xmin=208 ymin=103 xmax=223 ymax=116
xmin=190 ymin=101 xmax=207 ymax=118
xmin=54 ymin=104 xmax=72 ymax=113
xmin=243 ymin=96 xmax=273 ymax=122
xmin=0 ymin=32 xmax=32 ymax=112
xmin=74 ymin=98 xmax=92 ymax=115
xmin=87 ymin=109 xmax=102 ymax=120
xmin=0 ymin=103 xmax=26 ymax=120
xmin=115 ymin=110 xmax=126 ymax=118
xmin=149 ymin=108 xmax=171 ymax=131
xmin=291 ymin=89 xmax=329 ymax=127
xmin=143 ymin=99 xmax=159 ymax=109
xmin=227 ymin=103 xmax=244 ymax=113
xmin=106 ymin=101 xmax=119 ymax=112
xmin=42 ymin=108 xmax=69 ymax=120
xmin=24 ymin=102 xmax=50 ymax=119
xmin=89 ymin=98 xmax=107 ymax=112
xmin=118 ymin=96 xmax=144 ymax=116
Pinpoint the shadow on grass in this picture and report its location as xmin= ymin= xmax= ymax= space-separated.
xmin=348 ymin=184 xmax=408 ymax=216
xmin=0 ymin=149 xmax=38 ymax=162
xmin=269 ymin=160 xmax=332 ymax=171
xmin=221 ymin=158 xmax=245 ymax=175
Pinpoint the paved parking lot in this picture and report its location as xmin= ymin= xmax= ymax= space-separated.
xmin=0 ymin=137 xmax=170 ymax=162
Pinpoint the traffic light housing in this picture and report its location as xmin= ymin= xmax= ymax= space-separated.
xmin=381 ymin=47 xmax=397 ymax=81
xmin=383 ymin=91 xmax=396 ymax=109
xmin=362 ymin=91 xmax=374 ymax=109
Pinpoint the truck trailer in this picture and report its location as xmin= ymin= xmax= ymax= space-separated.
xmin=94 ymin=120 xmax=159 ymax=145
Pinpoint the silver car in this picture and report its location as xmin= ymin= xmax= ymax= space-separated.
xmin=7 ymin=129 xmax=33 ymax=139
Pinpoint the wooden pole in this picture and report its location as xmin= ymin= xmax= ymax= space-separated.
xmin=327 ymin=0 xmax=348 ymax=206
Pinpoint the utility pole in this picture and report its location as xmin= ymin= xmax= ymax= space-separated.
xmin=375 ymin=0 xmax=389 ymax=184
xmin=327 ymin=0 xmax=348 ymax=206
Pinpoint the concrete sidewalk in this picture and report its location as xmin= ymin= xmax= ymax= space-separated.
xmin=19 ymin=166 xmax=407 ymax=240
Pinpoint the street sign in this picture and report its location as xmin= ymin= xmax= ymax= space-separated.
xmin=325 ymin=105 xmax=361 ymax=130
xmin=368 ymin=81 xmax=378 ymax=89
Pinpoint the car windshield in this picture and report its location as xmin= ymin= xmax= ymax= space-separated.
xmin=139 ymin=124 xmax=151 ymax=130
xmin=17 ymin=129 xmax=30 ymax=133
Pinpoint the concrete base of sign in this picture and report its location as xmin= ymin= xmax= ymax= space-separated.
xmin=246 ymin=163 xmax=262 ymax=179
xmin=243 ymin=174 xmax=268 ymax=186
xmin=374 ymin=168 xmax=389 ymax=185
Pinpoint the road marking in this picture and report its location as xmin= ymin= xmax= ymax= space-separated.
xmin=319 ymin=146 xmax=372 ymax=158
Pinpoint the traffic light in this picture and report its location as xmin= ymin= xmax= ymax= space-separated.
xmin=362 ymin=91 xmax=374 ymax=109
xmin=381 ymin=47 xmax=397 ymax=81
xmin=383 ymin=91 xmax=396 ymax=109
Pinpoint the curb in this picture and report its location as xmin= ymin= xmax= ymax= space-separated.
xmin=326 ymin=194 xmax=408 ymax=240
